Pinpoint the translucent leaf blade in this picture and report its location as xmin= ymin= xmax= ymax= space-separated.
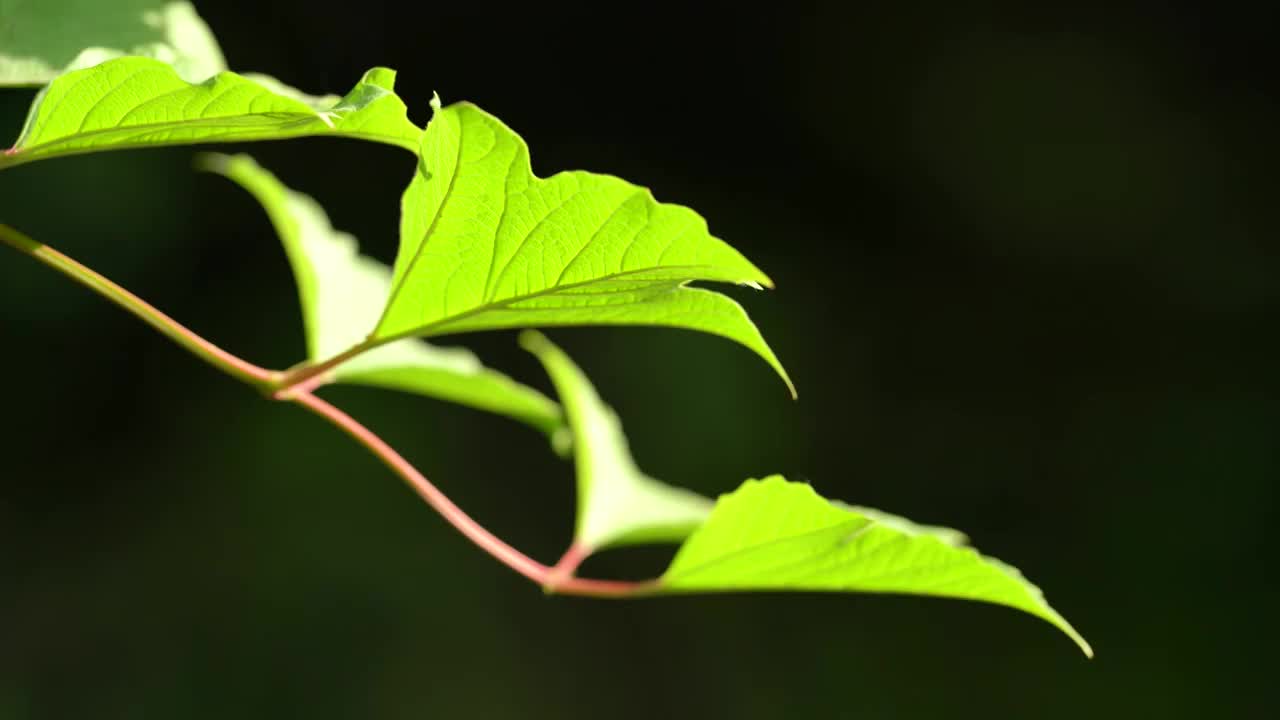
xmin=661 ymin=476 xmax=1092 ymax=657
xmin=522 ymin=331 xmax=712 ymax=551
xmin=376 ymin=101 xmax=794 ymax=397
xmin=203 ymin=153 xmax=561 ymax=433
xmin=0 ymin=0 xmax=226 ymax=86
xmin=1 ymin=57 xmax=421 ymax=168
xmin=330 ymin=351 xmax=563 ymax=434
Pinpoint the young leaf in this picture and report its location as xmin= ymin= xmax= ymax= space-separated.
xmin=1 ymin=57 xmax=420 ymax=169
xmin=0 ymin=0 xmax=226 ymax=86
xmin=374 ymin=100 xmax=795 ymax=397
xmin=660 ymin=477 xmax=1092 ymax=657
xmin=521 ymin=331 xmax=712 ymax=551
xmin=202 ymin=153 xmax=562 ymax=433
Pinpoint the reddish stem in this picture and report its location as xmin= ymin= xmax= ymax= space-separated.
xmin=2 ymin=223 xmax=652 ymax=598
xmin=0 ymin=224 xmax=277 ymax=388
xmin=292 ymin=391 xmax=650 ymax=598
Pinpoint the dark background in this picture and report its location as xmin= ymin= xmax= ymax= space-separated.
xmin=2 ymin=2 xmax=1277 ymax=717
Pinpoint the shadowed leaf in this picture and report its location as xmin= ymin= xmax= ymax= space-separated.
xmin=0 ymin=0 xmax=225 ymax=86
xmin=523 ymin=331 xmax=712 ymax=550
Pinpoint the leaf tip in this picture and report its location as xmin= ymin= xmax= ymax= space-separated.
xmin=757 ymin=347 xmax=797 ymax=400
xmin=738 ymin=268 xmax=776 ymax=290
xmin=517 ymin=329 xmax=550 ymax=354
xmin=192 ymin=151 xmax=233 ymax=173
xmin=550 ymin=425 xmax=574 ymax=458
xmin=1055 ymin=615 xmax=1094 ymax=659
xmin=430 ymin=91 xmax=443 ymax=114
xmin=360 ymin=67 xmax=398 ymax=90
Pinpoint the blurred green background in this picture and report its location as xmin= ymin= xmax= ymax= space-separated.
xmin=2 ymin=2 xmax=1277 ymax=717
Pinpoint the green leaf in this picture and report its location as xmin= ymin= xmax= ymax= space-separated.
xmin=1 ymin=56 xmax=420 ymax=169
xmin=202 ymin=153 xmax=562 ymax=434
xmin=0 ymin=0 xmax=226 ymax=86
xmin=521 ymin=331 xmax=712 ymax=551
xmin=374 ymin=100 xmax=794 ymax=397
xmin=661 ymin=476 xmax=1092 ymax=657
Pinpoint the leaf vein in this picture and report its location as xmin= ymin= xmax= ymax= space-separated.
xmin=553 ymin=189 xmax=646 ymax=286
xmin=74 ymin=67 xmax=153 ymax=132
xmin=380 ymin=111 xmax=467 ymax=326
xmin=481 ymin=143 xmax=522 ymax=301
xmin=489 ymin=185 xmax=585 ymax=297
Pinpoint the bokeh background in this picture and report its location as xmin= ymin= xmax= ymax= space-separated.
xmin=2 ymin=2 xmax=1277 ymax=718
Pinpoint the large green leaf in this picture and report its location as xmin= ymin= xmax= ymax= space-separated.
xmin=522 ymin=331 xmax=712 ymax=550
xmin=202 ymin=153 xmax=562 ymax=433
xmin=1 ymin=56 xmax=420 ymax=169
xmin=0 ymin=0 xmax=226 ymax=86
xmin=373 ymin=100 xmax=794 ymax=397
xmin=660 ymin=476 xmax=1092 ymax=656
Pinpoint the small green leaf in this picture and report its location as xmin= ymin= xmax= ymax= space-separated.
xmin=522 ymin=331 xmax=712 ymax=551
xmin=1 ymin=57 xmax=420 ymax=169
xmin=661 ymin=477 xmax=1092 ymax=657
xmin=202 ymin=153 xmax=562 ymax=433
xmin=376 ymin=101 xmax=794 ymax=397
xmin=0 ymin=0 xmax=226 ymax=86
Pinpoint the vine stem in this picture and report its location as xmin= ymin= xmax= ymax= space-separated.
xmin=291 ymin=391 xmax=650 ymax=598
xmin=2 ymin=222 xmax=650 ymax=597
xmin=0 ymin=223 xmax=278 ymax=389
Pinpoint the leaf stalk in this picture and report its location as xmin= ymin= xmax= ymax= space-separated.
xmin=270 ymin=339 xmax=375 ymax=397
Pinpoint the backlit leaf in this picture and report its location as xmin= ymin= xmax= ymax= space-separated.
xmin=1 ymin=56 xmax=420 ymax=169
xmin=373 ymin=100 xmax=794 ymax=397
xmin=660 ymin=476 xmax=1092 ymax=656
xmin=203 ymin=153 xmax=561 ymax=433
